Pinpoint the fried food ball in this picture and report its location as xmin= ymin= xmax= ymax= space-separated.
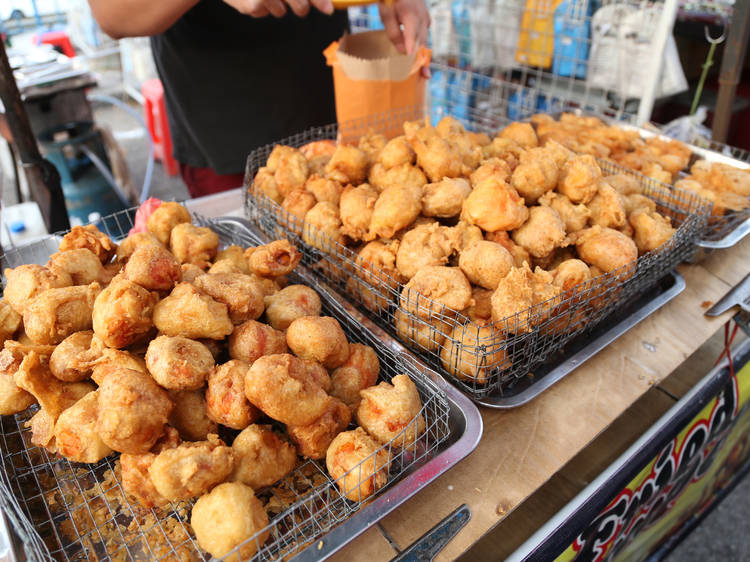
xmin=575 ymin=226 xmax=638 ymax=272
xmin=146 ymin=201 xmax=191 ymax=246
xmin=412 ymin=135 xmax=463 ymax=181
xmin=421 ymin=177 xmax=472 ymax=218
xmin=121 ymin=451 xmax=171 ymax=509
xmin=466 ymin=287 xmax=493 ymax=325
xmin=191 ymin=482 xmax=270 ymax=561
xmin=90 ymin=347 xmax=148 ymax=385
xmin=169 ymin=223 xmax=219 ymax=268
xmin=209 ymin=261 xmax=248 ymax=279
xmin=54 ymin=391 xmax=113 ymax=463
xmin=369 ymin=184 xmax=423 ymax=239
xmin=149 ymin=434 xmax=234 ymax=500
xmin=447 ymin=132 xmax=482 ymax=169
xmin=484 ymin=231 xmax=532 ymax=268
xmin=4 ymin=264 xmax=72 ymax=316
xmin=641 ymin=161 xmax=672 ymax=185
xmin=396 ymin=222 xmax=456 ymax=280
xmin=629 ymin=209 xmax=676 ymax=254
xmin=448 ymin=221 xmax=484 ymax=254
xmin=228 ymin=319 xmax=288 ymax=363
xmin=482 ymin=137 xmax=524 ymax=169
xmin=231 ymin=424 xmax=297 ymax=488
xmin=49 ymin=330 xmax=96 ymax=382
xmin=552 ymin=259 xmax=591 ymax=291
xmin=269 ymin=145 xmax=309 ymax=197
xmin=588 ymin=181 xmax=627 ymax=229
xmin=400 ymin=266 xmax=473 ymax=319
xmin=537 ymin=191 xmax=591 ymax=234
xmin=254 ymin=166 xmax=282 ymax=203
xmin=146 ymin=335 xmax=214 ymax=390
xmin=490 ymin=264 xmax=561 ymax=331
xmin=211 ymin=246 xmax=249 ymax=275
xmin=193 ymin=273 xmax=265 ymax=325
xmin=92 ymin=275 xmax=158 ymax=348
xmin=512 ymin=206 xmax=567 ymax=259
xmin=153 ymin=283 xmax=233 ymax=340
xmin=329 ymin=343 xmax=380 ymax=411
xmin=168 ymin=390 xmax=218 ymax=441
xmin=303 ymin=201 xmax=345 ymax=250
xmin=623 ymin=193 xmax=658 ymax=215
xmin=347 ymin=240 xmax=401 ymax=313
xmin=358 ymin=133 xmax=387 ymax=163
xmin=393 ymin=308 xmax=450 ymax=353
xmin=326 ymin=427 xmax=390 ymax=501
xmin=116 ymin=232 xmax=164 ymax=263
xmin=263 ymin=285 xmax=322 ymax=331
xmin=368 ymin=162 xmax=427 ymax=192
xmin=558 ymin=155 xmax=602 ymax=204
xmin=0 ymin=300 xmax=22 ymax=346
xmin=340 ymin=184 xmax=379 ymax=241
xmin=499 ymin=122 xmax=538 ymax=148
xmin=378 ymin=136 xmax=416 ymax=169
xmin=462 ymin=177 xmax=529 ymax=232
xmin=281 ymin=189 xmax=317 ymax=234
xmin=470 ymin=158 xmax=512 ymax=187
xmin=305 ymin=174 xmax=343 ymax=206
xmin=325 ymin=145 xmax=368 ymax=185
xmin=356 ymin=374 xmax=425 ymax=448
xmin=441 ymin=323 xmax=509 ymax=384
xmin=206 ymin=360 xmax=260 ymax=429
xmin=0 ymin=372 xmax=36 ymax=415
xmin=96 ymin=367 xmax=173 ymax=454
xmin=47 ymin=248 xmax=105 ymax=286
xmin=244 ymin=354 xmax=330 ymax=425
xmin=123 ymin=243 xmax=181 ymax=292
xmin=59 ymin=224 xmax=116 ymax=264
xmin=458 ymin=240 xmax=514 ymax=290
xmin=24 ymin=283 xmax=100 ymax=345
xmin=288 ymin=397 xmax=351 ymax=459
xmin=181 ymin=263 xmax=206 ymax=283
xmin=511 ymin=148 xmax=559 ymax=204
xmin=605 ymin=174 xmax=643 ymax=196
xmin=286 ymin=316 xmax=349 ymax=369
xmin=246 ymin=239 xmax=302 ymax=279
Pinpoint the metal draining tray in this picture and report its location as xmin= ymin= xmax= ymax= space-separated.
xmin=0 ymin=209 xmax=482 ymax=561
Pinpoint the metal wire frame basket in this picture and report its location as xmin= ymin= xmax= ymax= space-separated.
xmin=0 ymin=207 xmax=455 ymax=561
xmin=243 ymin=113 xmax=709 ymax=400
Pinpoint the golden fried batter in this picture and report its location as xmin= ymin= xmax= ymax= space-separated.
xmin=153 ymin=282 xmax=233 ymax=340
xmin=47 ymin=248 xmax=105 ymax=286
xmin=228 ymin=319 xmax=288 ymax=364
xmin=411 ymin=135 xmax=463 ymax=182
xmin=400 ymin=266 xmax=473 ymax=319
xmin=588 ymin=181 xmax=627 ymax=229
xmin=92 ymin=275 xmax=158 ymax=348
xmin=356 ymin=374 xmax=425 ymax=448
xmin=0 ymin=372 xmax=36 ymax=415
xmin=605 ymin=174 xmax=643 ymax=196
xmin=24 ymin=283 xmax=100 ymax=345
xmin=231 ymin=424 xmax=297 ymax=488
xmin=115 ymin=232 xmax=164 ymax=263
xmin=303 ymin=201 xmax=345 ymax=250
xmin=393 ymin=308 xmax=450 ymax=353
xmin=326 ymin=427 xmax=390 ymax=502
xmin=466 ymin=287 xmax=494 ymax=325
xmin=511 ymin=147 xmax=559 ymax=204
xmin=537 ymin=191 xmax=591 ymax=234
xmin=59 ymin=224 xmax=117 ymax=264
xmin=470 ymin=159 xmax=512 ymax=188
xmin=552 ymin=259 xmax=591 ymax=292
xmin=254 ymin=166 xmax=282 ymax=203
xmin=206 ymin=360 xmax=260 ymax=429
xmin=499 ymin=122 xmax=538 ymax=148
xmin=0 ymin=300 xmax=22 ymax=346
xmin=512 ymin=206 xmax=567 ymax=259
xmin=458 ymin=240 xmax=514 ymax=289
xmin=396 ymin=222 xmax=456 ymax=280
xmin=575 ymin=226 xmax=638 ymax=272
xmin=123 ymin=243 xmax=181 ymax=291
xmin=244 ymin=353 xmax=330 ymax=426
xmin=629 ymin=209 xmax=675 ymax=254
xmin=288 ymin=397 xmax=351 ymax=459
xmin=462 ymin=177 xmax=529 ymax=232
xmin=49 ymin=330 xmax=96 ymax=382
xmin=146 ymin=201 xmax=191 ymax=246
xmin=193 ymin=273 xmax=265 ymax=324
xmin=369 ymin=184 xmax=423 ymax=239
xmin=558 ymin=155 xmax=601 ymax=204
xmin=55 ymin=390 xmax=112 ymax=463
xmin=4 ymin=264 xmax=72 ymax=316
xmin=379 ymin=136 xmax=416 ymax=169
xmin=368 ymin=162 xmax=427 ymax=192
xmin=490 ymin=264 xmax=561 ymax=331
xmin=329 ymin=343 xmax=380 ymax=411
xmin=305 ymin=174 xmax=343 ymax=205
xmin=169 ymin=223 xmax=219 ymax=268
xmin=347 ymin=240 xmax=402 ymax=313
xmin=440 ymin=323 xmax=509 ymax=384
xmin=281 ymin=189 xmax=318 ymax=234
xmin=168 ymin=390 xmax=218 ymax=441
xmin=340 ymin=184 xmax=379 ymax=241
xmin=146 ymin=335 xmax=214 ymax=390
xmin=269 ymin=145 xmax=309 ymax=197
xmin=325 ymin=144 xmax=368 ymax=185
xmin=421 ymin=177 xmax=472 ymax=218
xmin=286 ymin=316 xmax=350 ymax=369
xmin=358 ymin=132 xmax=387 ymax=164
xmin=263 ymin=285 xmax=322 ymax=331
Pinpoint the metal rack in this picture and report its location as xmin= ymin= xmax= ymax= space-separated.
xmin=0 ymin=208 xmax=482 ymax=561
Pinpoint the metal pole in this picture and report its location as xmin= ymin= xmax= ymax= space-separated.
xmin=636 ymin=0 xmax=679 ymax=125
xmin=0 ymin=39 xmax=69 ymax=233
xmin=712 ymin=1 xmax=750 ymax=143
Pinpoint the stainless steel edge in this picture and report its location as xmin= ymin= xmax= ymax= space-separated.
xmin=475 ymin=272 xmax=686 ymax=409
xmin=705 ymin=272 xmax=750 ymax=316
xmin=207 ymin=216 xmax=484 ymax=562
xmin=698 ymin=216 xmax=750 ymax=249
xmin=0 ymin=508 xmax=17 ymax=562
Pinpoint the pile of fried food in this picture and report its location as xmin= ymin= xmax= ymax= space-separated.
xmin=0 ymin=202 xmax=427 ymax=560
xmin=252 ymin=115 xmax=679 ymax=383
xmin=532 ymin=113 xmax=750 ymax=217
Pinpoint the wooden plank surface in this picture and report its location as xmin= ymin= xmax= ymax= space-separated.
xmin=343 ymin=236 xmax=750 ymax=560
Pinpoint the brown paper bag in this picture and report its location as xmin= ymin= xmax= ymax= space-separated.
xmin=324 ymin=30 xmax=431 ymax=142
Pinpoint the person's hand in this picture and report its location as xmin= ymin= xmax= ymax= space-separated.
xmin=224 ymin=0 xmax=333 ymax=18
xmin=378 ymin=0 xmax=430 ymax=55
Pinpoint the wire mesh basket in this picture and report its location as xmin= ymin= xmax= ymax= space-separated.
xmin=0 ymin=208 xmax=464 ymax=561
xmin=243 ymin=113 xmax=710 ymax=400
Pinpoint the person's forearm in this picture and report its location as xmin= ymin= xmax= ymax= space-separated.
xmin=87 ymin=0 xmax=200 ymax=39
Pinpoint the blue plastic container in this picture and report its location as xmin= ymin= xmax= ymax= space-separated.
xmin=552 ymin=0 xmax=591 ymax=79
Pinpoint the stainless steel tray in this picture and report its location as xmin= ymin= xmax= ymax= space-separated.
xmin=0 ymin=210 xmax=483 ymax=562
xmin=476 ymin=271 xmax=685 ymax=408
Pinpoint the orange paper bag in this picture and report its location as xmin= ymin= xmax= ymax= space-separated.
xmin=324 ymin=30 xmax=431 ymax=142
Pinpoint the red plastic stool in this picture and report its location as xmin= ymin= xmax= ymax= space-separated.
xmin=35 ymin=31 xmax=76 ymax=58
xmin=142 ymin=78 xmax=178 ymax=176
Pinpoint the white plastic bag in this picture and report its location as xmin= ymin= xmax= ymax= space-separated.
xmin=660 ymin=106 xmax=711 ymax=143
